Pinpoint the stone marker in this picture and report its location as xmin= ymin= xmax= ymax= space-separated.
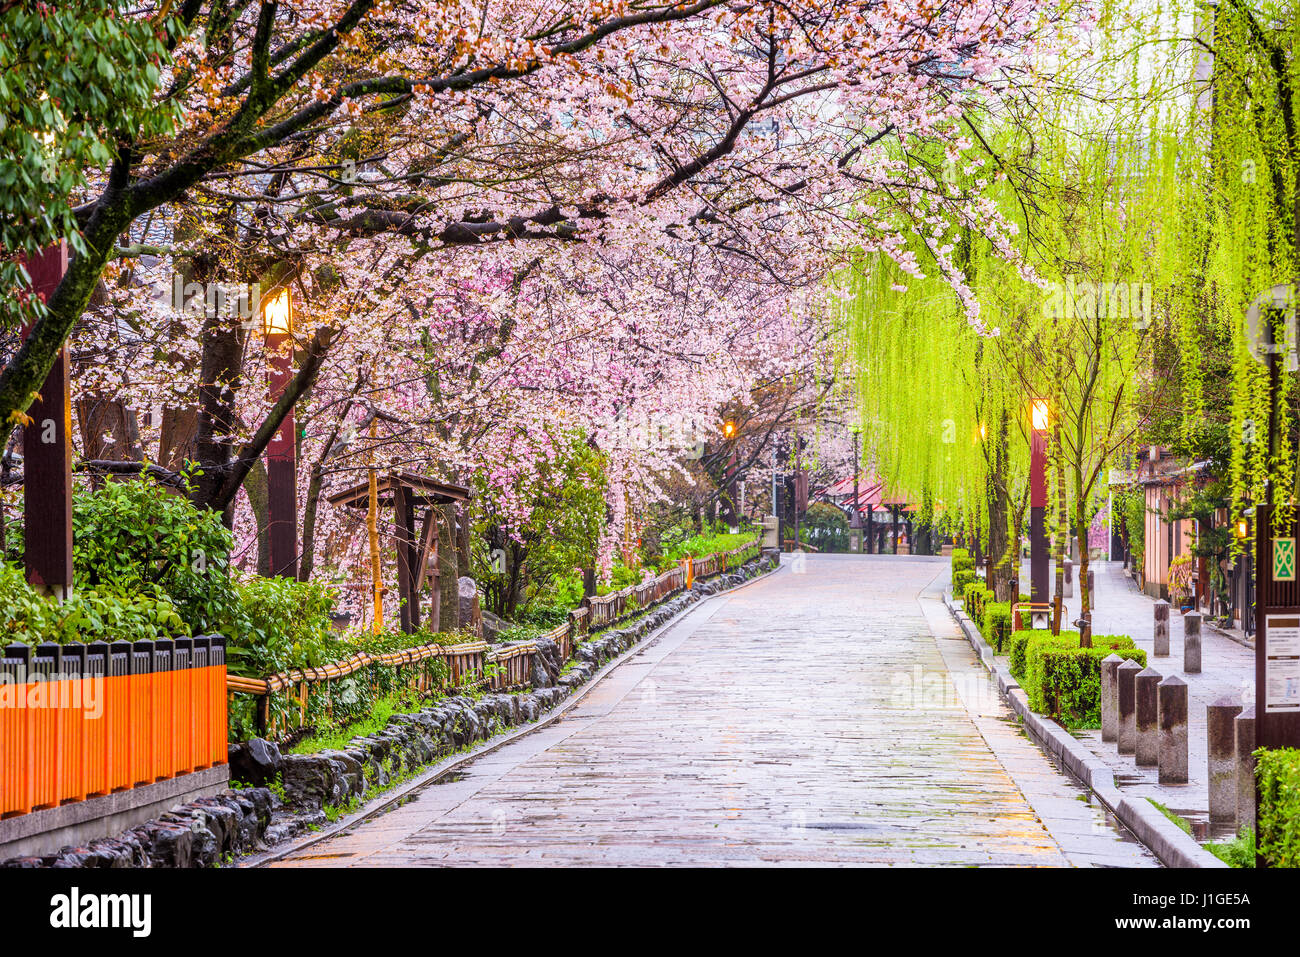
xmin=1101 ymin=653 xmax=1123 ymax=743
xmin=1135 ymin=666 xmax=1162 ymax=766
xmin=1064 ymin=557 xmax=1074 ymax=598
xmin=1157 ymin=675 xmax=1189 ymax=784
xmin=1183 ymin=612 xmax=1202 ymax=673
xmin=1086 ymin=568 xmax=1095 ymax=600
xmin=1117 ymin=658 xmax=1141 ymax=755
xmin=1205 ymin=696 xmax=1243 ymax=824
xmin=1153 ymin=600 xmax=1170 ymax=657
xmin=1235 ymin=705 xmax=1257 ymax=833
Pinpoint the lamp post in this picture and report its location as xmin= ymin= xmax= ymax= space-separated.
xmin=721 ymin=419 xmax=738 ymax=532
xmin=1030 ymin=398 xmax=1050 ymax=612
xmin=262 ymin=287 xmax=298 ymax=579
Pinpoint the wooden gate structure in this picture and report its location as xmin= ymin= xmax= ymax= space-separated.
xmin=327 ymin=473 xmax=470 ymax=633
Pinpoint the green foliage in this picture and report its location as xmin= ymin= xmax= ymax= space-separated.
xmin=982 ymin=601 xmax=1012 ymax=652
xmin=1257 ymin=748 xmax=1300 ymax=868
xmin=225 ymin=576 xmax=339 ymax=677
xmin=1116 ymin=488 xmax=1146 ymax=568
xmin=655 ymin=526 xmax=756 ymax=570
xmin=0 ymin=0 xmax=182 ymax=330
xmin=952 ymin=570 xmax=978 ymax=595
xmin=1022 ymin=634 xmax=1145 ymax=728
xmin=472 ymin=433 xmax=608 ymax=618
xmin=951 ymin=548 xmax=974 ymax=574
xmin=0 ymin=562 xmax=188 ymax=647
xmin=1207 ymin=827 xmax=1257 ymax=868
xmin=73 ymin=475 xmax=238 ymax=634
xmin=1149 ymin=799 xmax=1192 ymax=836
xmin=800 ymin=502 xmax=850 ymax=552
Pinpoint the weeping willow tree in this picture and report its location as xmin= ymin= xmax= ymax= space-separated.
xmin=842 ymin=0 xmax=1187 ymax=615
xmin=1164 ymin=0 xmax=1300 ymax=538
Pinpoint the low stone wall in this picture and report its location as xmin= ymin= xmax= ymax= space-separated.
xmin=3 ymin=555 xmax=776 ymax=868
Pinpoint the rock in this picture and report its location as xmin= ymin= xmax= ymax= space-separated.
xmin=482 ymin=609 xmax=510 ymax=642
xmin=227 ymin=738 xmax=284 ymax=788
xmin=458 ymin=576 xmax=482 ymax=638
xmin=282 ymin=754 xmax=345 ymax=809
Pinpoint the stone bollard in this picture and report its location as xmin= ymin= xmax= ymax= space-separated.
xmin=1101 ymin=654 xmax=1124 ymax=743
xmin=1235 ymin=706 xmax=1257 ymax=834
xmin=1117 ymin=659 xmax=1142 ymax=755
xmin=1153 ymin=600 xmax=1170 ymax=656
xmin=1086 ymin=567 xmax=1095 ymax=599
xmin=1157 ymin=675 xmax=1189 ymax=784
xmin=1064 ymin=557 xmax=1074 ymax=598
xmin=1135 ymin=666 xmax=1162 ymax=766
xmin=1207 ymin=696 xmax=1243 ymax=822
xmin=1184 ymin=612 xmax=1202 ymax=673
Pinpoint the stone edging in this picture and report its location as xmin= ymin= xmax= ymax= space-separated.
xmin=242 ymin=555 xmax=783 ymax=868
xmin=942 ymin=592 xmax=1226 ymax=870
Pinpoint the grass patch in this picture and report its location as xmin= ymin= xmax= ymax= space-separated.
xmin=1148 ymin=799 xmax=1192 ymax=836
xmin=288 ymin=689 xmax=426 ymax=754
xmin=1206 ymin=827 xmax=1256 ymax=868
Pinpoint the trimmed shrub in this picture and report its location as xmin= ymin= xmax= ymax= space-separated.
xmin=952 ymin=569 xmax=978 ymax=596
xmin=982 ymin=601 xmax=1012 ymax=651
xmin=1022 ymin=633 xmax=1145 ymax=728
xmin=951 ymin=547 xmax=974 ymax=574
xmin=1257 ymin=748 xmax=1300 ymax=868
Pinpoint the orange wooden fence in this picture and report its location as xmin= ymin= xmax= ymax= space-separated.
xmin=1 ymin=637 xmax=227 ymax=820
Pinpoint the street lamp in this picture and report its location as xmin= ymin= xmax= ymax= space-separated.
xmin=1029 ymin=397 xmax=1050 ymax=624
xmin=721 ymin=419 xmax=738 ymax=531
xmin=263 ymin=287 xmax=298 ymax=579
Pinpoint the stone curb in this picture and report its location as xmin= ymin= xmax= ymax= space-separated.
xmin=244 ymin=558 xmax=783 ymax=867
xmin=942 ymin=592 xmax=1225 ymax=870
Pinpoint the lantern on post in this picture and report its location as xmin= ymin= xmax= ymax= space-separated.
xmin=1029 ymin=397 xmax=1050 ymax=620
xmin=262 ymin=287 xmax=298 ymax=579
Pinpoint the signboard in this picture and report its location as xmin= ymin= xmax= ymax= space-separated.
xmin=1265 ymin=615 xmax=1300 ymax=713
xmin=1276 ymin=538 xmax=1297 ymax=581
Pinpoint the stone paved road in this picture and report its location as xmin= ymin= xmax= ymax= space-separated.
xmin=272 ymin=555 xmax=1156 ymax=867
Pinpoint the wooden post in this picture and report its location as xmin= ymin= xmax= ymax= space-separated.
xmin=367 ymin=420 xmax=382 ymax=632
xmin=393 ymin=481 xmax=420 ymax=634
xmin=265 ymin=334 xmax=298 ymax=579
xmin=18 ymin=243 xmax=72 ymax=599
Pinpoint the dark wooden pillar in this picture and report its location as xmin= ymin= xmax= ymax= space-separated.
xmin=265 ymin=332 xmax=297 ymax=579
xmin=393 ymin=482 xmax=421 ymax=633
xmin=19 ymin=243 xmax=72 ymax=599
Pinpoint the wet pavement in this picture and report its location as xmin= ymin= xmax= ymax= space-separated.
xmin=1019 ymin=559 xmax=1256 ymax=843
xmin=271 ymin=555 xmax=1157 ymax=867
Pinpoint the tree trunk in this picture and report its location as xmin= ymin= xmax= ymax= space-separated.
xmin=437 ymin=502 xmax=460 ymax=632
xmin=244 ymin=459 xmax=272 ymax=576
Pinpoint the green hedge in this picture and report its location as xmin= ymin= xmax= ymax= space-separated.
xmin=951 ymin=547 xmax=974 ymax=574
xmin=1021 ymin=632 xmax=1145 ymax=728
xmin=982 ymin=601 xmax=1012 ymax=651
xmin=952 ymin=569 xmax=978 ymax=596
xmin=1258 ymin=748 xmax=1300 ymax=867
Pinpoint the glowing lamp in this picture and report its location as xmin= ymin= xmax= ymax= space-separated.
xmin=723 ymin=420 xmax=737 ymax=439
xmin=262 ymin=287 xmax=293 ymax=336
xmin=1030 ymin=398 xmax=1050 ymax=432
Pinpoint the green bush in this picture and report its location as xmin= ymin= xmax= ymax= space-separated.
xmin=951 ymin=547 xmax=974 ymax=575
xmin=982 ymin=601 xmax=1012 ymax=651
xmin=72 ymin=475 xmax=239 ymax=634
xmin=0 ymin=562 xmax=190 ymax=647
xmin=224 ymin=576 xmax=340 ymax=677
xmin=1257 ymin=748 xmax=1300 ymax=867
xmin=952 ymin=570 xmax=977 ymax=595
xmin=800 ymin=502 xmax=850 ymax=552
xmin=1022 ymin=633 xmax=1145 ymax=728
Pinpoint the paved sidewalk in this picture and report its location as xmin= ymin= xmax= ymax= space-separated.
xmin=271 ymin=556 xmax=1154 ymax=867
xmin=1016 ymin=559 xmax=1254 ymax=842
